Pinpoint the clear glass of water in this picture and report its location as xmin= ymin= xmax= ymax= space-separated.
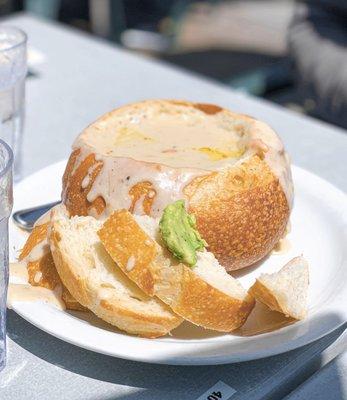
xmin=0 ymin=139 xmax=13 ymax=372
xmin=0 ymin=26 xmax=27 ymax=182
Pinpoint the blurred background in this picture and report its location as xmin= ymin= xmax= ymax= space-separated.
xmin=1 ymin=0 xmax=346 ymax=129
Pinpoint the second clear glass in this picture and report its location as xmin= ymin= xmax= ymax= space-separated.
xmin=0 ymin=26 xmax=27 ymax=182
xmin=0 ymin=139 xmax=13 ymax=372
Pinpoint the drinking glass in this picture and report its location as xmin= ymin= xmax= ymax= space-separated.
xmin=0 ymin=139 xmax=13 ymax=372
xmin=0 ymin=26 xmax=27 ymax=182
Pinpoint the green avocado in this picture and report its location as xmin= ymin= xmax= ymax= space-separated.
xmin=159 ymin=200 xmax=206 ymax=266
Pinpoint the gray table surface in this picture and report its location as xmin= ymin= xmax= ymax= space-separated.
xmin=284 ymin=350 xmax=347 ymax=400
xmin=0 ymin=13 xmax=346 ymax=400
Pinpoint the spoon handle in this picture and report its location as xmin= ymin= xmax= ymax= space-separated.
xmin=12 ymin=201 xmax=60 ymax=231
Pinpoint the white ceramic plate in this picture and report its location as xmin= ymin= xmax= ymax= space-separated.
xmin=9 ymin=160 xmax=347 ymax=365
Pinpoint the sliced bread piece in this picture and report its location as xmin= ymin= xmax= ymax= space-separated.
xmin=248 ymin=256 xmax=309 ymax=320
xmin=49 ymin=205 xmax=182 ymax=338
xmin=19 ymin=217 xmax=85 ymax=311
xmin=98 ymin=210 xmax=255 ymax=332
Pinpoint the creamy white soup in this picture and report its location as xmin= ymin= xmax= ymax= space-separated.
xmin=80 ymin=112 xmax=246 ymax=169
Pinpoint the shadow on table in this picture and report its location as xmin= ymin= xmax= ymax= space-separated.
xmin=283 ymin=359 xmax=346 ymax=400
xmin=6 ymin=310 xmax=346 ymax=400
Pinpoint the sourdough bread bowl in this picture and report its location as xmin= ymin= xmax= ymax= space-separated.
xmin=62 ymin=100 xmax=293 ymax=271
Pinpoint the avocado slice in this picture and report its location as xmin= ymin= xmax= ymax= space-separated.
xmin=159 ymin=200 xmax=206 ymax=266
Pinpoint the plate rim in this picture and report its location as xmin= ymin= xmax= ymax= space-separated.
xmin=9 ymin=160 xmax=347 ymax=365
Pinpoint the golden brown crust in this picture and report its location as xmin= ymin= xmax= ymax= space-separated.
xmin=19 ymin=223 xmax=60 ymax=290
xmin=61 ymin=287 xmax=86 ymax=311
xmin=185 ymin=155 xmax=289 ymax=270
xmin=19 ymin=222 xmax=86 ymax=311
xmin=62 ymin=151 xmax=105 ymax=217
xmin=97 ymin=299 xmax=178 ymax=338
xmin=62 ymin=148 xmax=80 ymax=193
xmin=98 ymin=210 xmax=255 ymax=332
xmin=169 ymin=100 xmax=222 ymax=115
xmin=248 ymin=280 xmax=283 ymax=313
xmin=26 ymin=253 xmax=59 ymax=290
xmin=50 ymin=227 xmax=92 ymax=307
xmin=193 ymin=103 xmax=223 ymax=115
xmin=49 ymin=209 xmax=182 ymax=338
xmin=98 ymin=210 xmax=157 ymax=296
xmin=129 ymin=181 xmax=156 ymax=216
xmin=172 ymin=266 xmax=255 ymax=331
xmin=19 ymin=223 xmax=49 ymax=260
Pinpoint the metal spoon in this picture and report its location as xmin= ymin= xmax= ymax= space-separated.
xmin=12 ymin=201 xmax=60 ymax=231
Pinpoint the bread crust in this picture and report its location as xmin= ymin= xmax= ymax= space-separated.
xmin=185 ymin=155 xmax=289 ymax=270
xmin=248 ymin=256 xmax=309 ymax=320
xmin=62 ymin=149 xmax=106 ymax=217
xmin=248 ymin=280 xmax=283 ymax=314
xmin=171 ymin=266 xmax=255 ymax=331
xmin=98 ymin=210 xmax=255 ymax=332
xmin=62 ymin=99 xmax=292 ymax=270
xmin=49 ymin=208 xmax=183 ymax=338
xmin=19 ymin=221 xmax=86 ymax=311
